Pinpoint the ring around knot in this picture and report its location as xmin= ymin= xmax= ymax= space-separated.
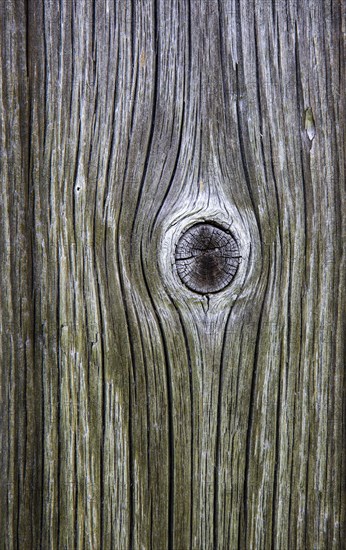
xmin=175 ymin=222 xmax=240 ymax=294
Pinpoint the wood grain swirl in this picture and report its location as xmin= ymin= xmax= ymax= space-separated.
xmin=0 ymin=0 xmax=345 ymax=549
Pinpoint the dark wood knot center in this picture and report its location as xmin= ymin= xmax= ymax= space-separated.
xmin=175 ymin=223 xmax=240 ymax=294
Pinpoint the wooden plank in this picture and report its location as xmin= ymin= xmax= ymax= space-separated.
xmin=0 ymin=0 xmax=344 ymax=548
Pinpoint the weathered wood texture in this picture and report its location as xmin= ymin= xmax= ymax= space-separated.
xmin=0 ymin=0 xmax=345 ymax=548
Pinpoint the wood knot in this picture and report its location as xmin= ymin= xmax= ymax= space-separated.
xmin=175 ymin=223 xmax=240 ymax=294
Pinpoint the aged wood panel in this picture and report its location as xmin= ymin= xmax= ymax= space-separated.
xmin=0 ymin=0 xmax=345 ymax=548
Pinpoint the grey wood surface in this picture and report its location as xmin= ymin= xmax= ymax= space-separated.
xmin=0 ymin=0 xmax=345 ymax=548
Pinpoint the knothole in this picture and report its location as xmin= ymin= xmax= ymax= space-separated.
xmin=175 ymin=222 xmax=240 ymax=294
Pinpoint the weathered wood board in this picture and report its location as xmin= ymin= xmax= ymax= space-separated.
xmin=0 ymin=0 xmax=345 ymax=548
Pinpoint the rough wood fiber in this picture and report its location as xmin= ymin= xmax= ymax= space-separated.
xmin=0 ymin=0 xmax=345 ymax=549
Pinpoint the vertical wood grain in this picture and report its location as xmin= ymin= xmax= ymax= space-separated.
xmin=0 ymin=0 xmax=345 ymax=548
